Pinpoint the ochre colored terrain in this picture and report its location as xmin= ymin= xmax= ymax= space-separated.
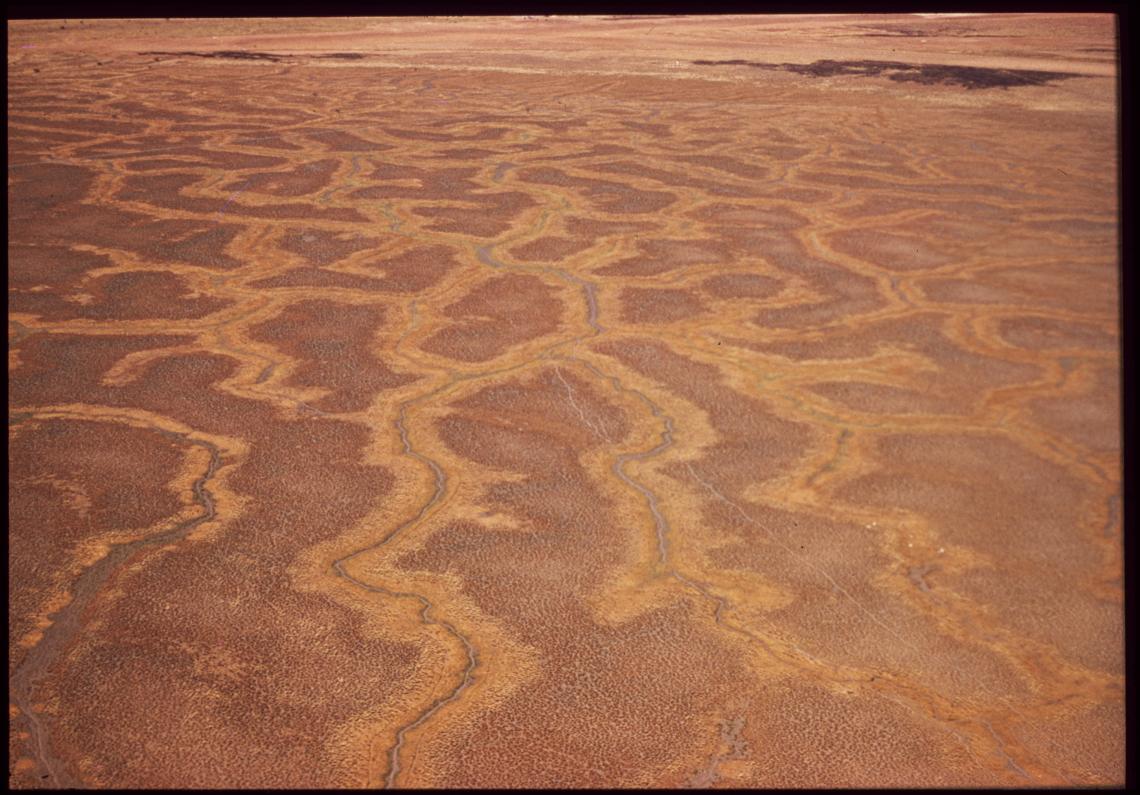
xmin=8 ymin=14 xmax=1121 ymax=788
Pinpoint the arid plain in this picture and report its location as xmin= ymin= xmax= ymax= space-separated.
xmin=8 ymin=14 xmax=1122 ymax=788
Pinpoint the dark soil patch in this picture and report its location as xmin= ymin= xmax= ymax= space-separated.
xmin=691 ymin=59 xmax=1079 ymax=89
xmin=139 ymin=51 xmax=367 ymax=62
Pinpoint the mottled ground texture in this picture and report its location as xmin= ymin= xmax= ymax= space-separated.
xmin=8 ymin=14 xmax=1121 ymax=788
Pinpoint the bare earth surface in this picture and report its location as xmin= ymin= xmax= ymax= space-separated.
xmin=7 ymin=14 xmax=1121 ymax=788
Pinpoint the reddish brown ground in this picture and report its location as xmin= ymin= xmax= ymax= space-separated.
xmin=8 ymin=14 xmax=1121 ymax=789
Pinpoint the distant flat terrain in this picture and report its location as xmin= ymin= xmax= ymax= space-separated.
xmin=8 ymin=14 xmax=1121 ymax=788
